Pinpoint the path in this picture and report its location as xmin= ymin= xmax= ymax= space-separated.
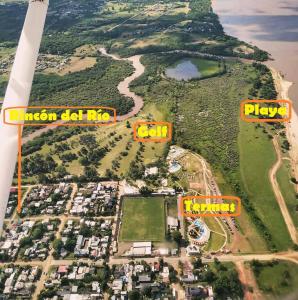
xmin=236 ymin=261 xmax=262 ymax=300
xmin=269 ymin=136 xmax=298 ymax=244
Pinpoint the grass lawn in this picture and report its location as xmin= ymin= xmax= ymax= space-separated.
xmin=277 ymin=160 xmax=298 ymax=228
xmin=252 ymin=261 xmax=298 ymax=299
xmin=239 ymin=121 xmax=292 ymax=250
xmin=205 ymin=232 xmax=226 ymax=252
xmin=120 ymin=197 xmax=166 ymax=242
xmin=191 ymin=58 xmax=223 ymax=77
xmin=203 ymin=217 xmax=226 ymax=252
xmin=216 ymin=170 xmax=268 ymax=253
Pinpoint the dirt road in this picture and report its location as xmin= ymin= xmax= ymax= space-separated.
xmin=236 ymin=261 xmax=262 ymax=300
xmin=269 ymin=136 xmax=298 ymax=244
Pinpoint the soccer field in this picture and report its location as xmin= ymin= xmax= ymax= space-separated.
xmin=120 ymin=197 xmax=166 ymax=242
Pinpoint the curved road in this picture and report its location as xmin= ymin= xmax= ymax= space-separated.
xmin=269 ymin=136 xmax=298 ymax=244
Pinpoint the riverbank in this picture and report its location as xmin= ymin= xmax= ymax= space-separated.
xmin=271 ymin=68 xmax=298 ymax=194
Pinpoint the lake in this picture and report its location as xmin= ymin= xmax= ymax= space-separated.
xmin=165 ymin=60 xmax=201 ymax=81
xmin=213 ymin=0 xmax=298 ymax=109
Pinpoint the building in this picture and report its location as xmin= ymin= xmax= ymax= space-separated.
xmin=167 ymin=216 xmax=179 ymax=231
xmin=126 ymin=242 xmax=152 ymax=257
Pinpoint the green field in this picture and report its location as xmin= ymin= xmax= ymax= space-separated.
xmin=277 ymin=160 xmax=298 ymax=228
xmin=252 ymin=261 xmax=298 ymax=299
xmin=239 ymin=122 xmax=292 ymax=250
xmin=120 ymin=197 xmax=166 ymax=242
xmin=192 ymin=58 xmax=223 ymax=77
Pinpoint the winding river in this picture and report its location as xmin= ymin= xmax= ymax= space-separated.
xmin=99 ymin=48 xmax=145 ymax=121
xmin=22 ymin=48 xmax=146 ymax=144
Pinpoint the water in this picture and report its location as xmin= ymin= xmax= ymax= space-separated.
xmin=165 ymin=60 xmax=201 ymax=81
xmin=213 ymin=0 xmax=298 ymax=109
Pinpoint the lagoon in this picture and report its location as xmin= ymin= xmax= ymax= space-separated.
xmin=165 ymin=60 xmax=201 ymax=81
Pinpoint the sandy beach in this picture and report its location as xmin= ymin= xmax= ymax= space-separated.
xmin=271 ymin=68 xmax=298 ymax=193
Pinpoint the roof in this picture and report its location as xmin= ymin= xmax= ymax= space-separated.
xmin=138 ymin=274 xmax=151 ymax=282
xmin=57 ymin=265 xmax=68 ymax=274
xmin=167 ymin=216 xmax=178 ymax=227
xmin=133 ymin=242 xmax=152 ymax=248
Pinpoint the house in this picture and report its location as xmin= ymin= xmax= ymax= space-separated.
xmin=138 ymin=274 xmax=151 ymax=283
xmin=185 ymin=286 xmax=209 ymax=300
xmin=145 ymin=167 xmax=158 ymax=177
xmin=180 ymin=274 xmax=198 ymax=283
xmin=112 ymin=279 xmax=123 ymax=293
xmin=167 ymin=216 xmax=179 ymax=231
xmin=57 ymin=266 xmax=68 ymax=275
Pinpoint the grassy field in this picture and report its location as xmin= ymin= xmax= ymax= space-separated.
xmin=203 ymin=217 xmax=226 ymax=252
xmin=252 ymin=261 xmax=298 ymax=299
xmin=191 ymin=58 xmax=223 ymax=77
xmin=277 ymin=160 xmax=298 ymax=228
xmin=215 ymin=170 xmax=268 ymax=253
xmin=120 ymin=197 xmax=166 ymax=242
xmin=205 ymin=232 xmax=226 ymax=252
xmin=239 ymin=121 xmax=292 ymax=250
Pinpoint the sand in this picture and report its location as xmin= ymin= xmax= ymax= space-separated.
xmin=271 ymin=68 xmax=298 ymax=192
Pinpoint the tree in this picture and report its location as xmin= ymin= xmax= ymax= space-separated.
xmin=202 ymin=269 xmax=216 ymax=283
xmin=193 ymin=257 xmax=203 ymax=269
xmin=140 ymin=186 xmax=153 ymax=196
xmin=80 ymin=225 xmax=92 ymax=237
xmin=172 ymin=230 xmax=182 ymax=246
xmin=128 ymin=290 xmax=141 ymax=300
xmin=31 ymin=225 xmax=44 ymax=240
xmin=53 ymin=239 xmax=63 ymax=252
xmin=213 ymin=270 xmax=244 ymax=299
xmin=142 ymin=286 xmax=152 ymax=298
xmin=84 ymin=166 xmax=99 ymax=180
xmin=65 ymin=238 xmax=76 ymax=252
xmin=20 ymin=237 xmax=33 ymax=248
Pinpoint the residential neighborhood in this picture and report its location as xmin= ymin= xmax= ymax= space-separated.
xmin=0 ymin=265 xmax=41 ymax=297
xmin=21 ymin=183 xmax=73 ymax=216
xmin=70 ymin=182 xmax=118 ymax=217
xmin=53 ymin=218 xmax=114 ymax=260
xmin=0 ymin=219 xmax=60 ymax=262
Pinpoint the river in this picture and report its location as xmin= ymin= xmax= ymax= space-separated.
xmin=213 ymin=0 xmax=298 ymax=110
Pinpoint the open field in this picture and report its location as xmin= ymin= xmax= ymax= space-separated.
xmin=216 ymin=170 xmax=268 ymax=253
xmin=205 ymin=232 xmax=226 ymax=252
xmin=44 ymin=56 xmax=97 ymax=76
xmin=120 ymin=197 xmax=166 ymax=242
xmin=203 ymin=217 xmax=226 ymax=252
xmin=239 ymin=121 xmax=292 ymax=250
xmin=251 ymin=260 xmax=298 ymax=299
xmin=277 ymin=160 xmax=298 ymax=228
